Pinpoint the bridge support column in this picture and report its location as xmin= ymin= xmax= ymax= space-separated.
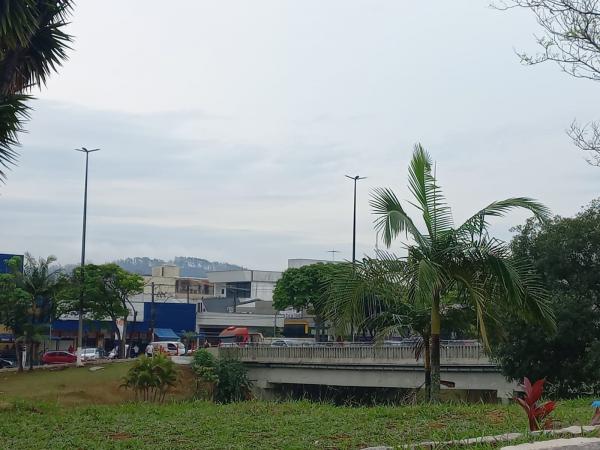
xmin=252 ymin=379 xmax=277 ymax=401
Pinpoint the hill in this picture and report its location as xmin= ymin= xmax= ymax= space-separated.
xmin=113 ymin=256 xmax=243 ymax=277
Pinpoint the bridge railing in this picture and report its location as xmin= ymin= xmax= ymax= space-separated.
xmin=219 ymin=343 xmax=490 ymax=366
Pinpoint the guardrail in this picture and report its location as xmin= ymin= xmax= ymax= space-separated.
xmin=219 ymin=343 xmax=490 ymax=366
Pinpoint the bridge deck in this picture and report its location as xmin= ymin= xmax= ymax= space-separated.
xmin=219 ymin=343 xmax=492 ymax=366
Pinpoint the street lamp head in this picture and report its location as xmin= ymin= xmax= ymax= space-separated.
xmin=75 ymin=147 xmax=100 ymax=153
xmin=345 ymin=174 xmax=367 ymax=181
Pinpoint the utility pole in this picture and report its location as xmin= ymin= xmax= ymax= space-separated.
xmin=345 ymin=175 xmax=366 ymax=264
xmin=75 ymin=147 xmax=99 ymax=366
xmin=150 ymin=282 xmax=156 ymax=341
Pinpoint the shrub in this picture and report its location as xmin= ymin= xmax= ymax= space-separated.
xmin=192 ymin=349 xmax=217 ymax=371
xmin=121 ymin=353 xmax=177 ymax=402
xmin=515 ymin=377 xmax=556 ymax=431
xmin=214 ymin=358 xmax=252 ymax=404
xmin=191 ymin=349 xmax=218 ymax=399
xmin=191 ymin=351 xmax=252 ymax=403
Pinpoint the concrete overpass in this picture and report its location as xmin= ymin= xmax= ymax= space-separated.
xmin=219 ymin=343 xmax=517 ymax=400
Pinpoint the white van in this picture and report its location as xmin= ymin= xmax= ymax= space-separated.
xmin=150 ymin=341 xmax=185 ymax=356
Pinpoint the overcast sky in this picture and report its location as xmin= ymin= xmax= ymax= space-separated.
xmin=1 ymin=1 xmax=599 ymax=271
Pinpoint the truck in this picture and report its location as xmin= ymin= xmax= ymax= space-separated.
xmin=218 ymin=327 xmax=264 ymax=346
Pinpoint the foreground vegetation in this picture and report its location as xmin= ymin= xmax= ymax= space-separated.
xmin=0 ymin=398 xmax=596 ymax=449
xmin=0 ymin=360 xmax=597 ymax=448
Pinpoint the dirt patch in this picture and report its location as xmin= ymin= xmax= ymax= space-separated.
xmin=486 ymin=409 xmax=507 ymax=424
xmin=108 ymin=432 xmax=133 ymax=441
xmin=0 ymin=401 xmax=12 ymax=411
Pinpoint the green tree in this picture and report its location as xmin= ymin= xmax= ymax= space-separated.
xmin=273 ymin=263 xmax=341 ymax=338
xmin=322 ymin=255 xmax=477 ymax=399
xmin=0 ymin=0 xmax=73 ymax=180
xmin=370 ymin=144 xmax=554 ymax=401
xmin=0 ymin=267 xmax=29 ymax=371
xmin=273 ymin=263 xmax=340 ymax=312
xmin=17 ymin=254 xmax=65 ymax=370
xmin=494 ymin=200 xmax=600 ymax=396
xmin=63 ymin=264 xmax=144 ymax=359
xmin=0 ymin=254 xmax=65 ymax=371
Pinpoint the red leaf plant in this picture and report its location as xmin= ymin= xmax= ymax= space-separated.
xmin=515 ymin=377 xmax=556 ymax=431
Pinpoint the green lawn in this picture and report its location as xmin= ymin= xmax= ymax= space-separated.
xmin=0 ymin=398 xmax=596 ymax=449
xmin=0 ymin=365 xmax=597 ymax=449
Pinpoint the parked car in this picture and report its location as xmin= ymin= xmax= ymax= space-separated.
xmin=270 ymin=339 xmax=305 ymax=347
xmin=0 ymin=358 xmax=14 ymax=368
xmin=41 ymin=351 xmax=77 ymax=365
xmin=81 ymin=348 xmax=103 ymax=361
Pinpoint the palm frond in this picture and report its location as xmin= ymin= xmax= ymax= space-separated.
xmin=371 ymin=187 xmax=425 ymax=247
xmin=0 ymin=0 xmax=37 ymax=49
xmin=1 ymin=1 xmax=74 ymax=93
xmin=463 ymin=238 xmax=555 ymax=330
xmin=0 ymin=94 xmax=30 ymax=180
xmin=458 ymin=197 xmax=551 ymax=239
xmin=407 ymin=143 xmax=454 ymax=239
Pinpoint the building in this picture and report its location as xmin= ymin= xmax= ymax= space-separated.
xmin=49 ymin=263 xmax=206 ymax=352
xmin=141 ymin=264 xmax=214 ymax=303
xmin=208 ymin=269 xmax=281 ymax=302
xmin=50 ymin=300 xmax=197 ymax=352
xmin=195 ymin=297 xmax=284 ymax=340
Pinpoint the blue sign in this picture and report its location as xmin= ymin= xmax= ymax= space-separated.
xmin=0 ymin=253 xmax=23 ymax=274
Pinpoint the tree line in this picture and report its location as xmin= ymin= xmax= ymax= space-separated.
xmin=0 ymin=256 xmax=144 ymax=370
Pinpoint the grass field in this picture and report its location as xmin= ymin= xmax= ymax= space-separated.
xmin=0 ymin=362 xmax=196 ymax=405
xmin=0 ymin=365 xmax=596 ymax=449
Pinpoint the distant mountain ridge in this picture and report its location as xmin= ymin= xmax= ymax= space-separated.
xmin=113 ymin=256 xmax=244 ymax=278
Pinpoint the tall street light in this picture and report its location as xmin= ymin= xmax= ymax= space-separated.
xmin=75 ymin=147 xmax=99 ymax=366
xmin=345 ymin=175 xmax=366 ymax=263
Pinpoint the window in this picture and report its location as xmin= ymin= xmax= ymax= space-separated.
xmin=221 ymin=288 xmax=225 ymax=295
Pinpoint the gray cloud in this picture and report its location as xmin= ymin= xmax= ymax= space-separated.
xmin=2 ymin=1 xmax=600 ymax=271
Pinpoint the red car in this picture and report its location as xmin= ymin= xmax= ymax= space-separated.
xmin=41 ymin=351 xmax=77 ymax=365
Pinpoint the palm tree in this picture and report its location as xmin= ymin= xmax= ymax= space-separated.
xmin=14 ymin=254 xmax=64 ymax=370
xmin=370 ymin=144 xmax=554 ymax=401
xmin=322 ymin=255 xmax=475 ymax=400
xmin=0 ymin=0 xmax=73 ymax=180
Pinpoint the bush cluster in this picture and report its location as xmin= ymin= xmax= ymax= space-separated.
xmin=191 ymin=349 xmax=252 ymax=403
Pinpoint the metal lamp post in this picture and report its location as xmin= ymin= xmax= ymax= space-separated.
xmin=345 ymin=174 xmax=365 ymax=343
xmin=345 ymin=175 xmax=366 ymax=264
xmin=75 ymin=147 xmax=99 ymax=366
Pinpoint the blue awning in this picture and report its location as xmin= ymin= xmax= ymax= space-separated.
xmin=154 ymin=328 xmax=180 ymax=340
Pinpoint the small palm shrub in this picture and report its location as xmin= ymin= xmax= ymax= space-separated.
xmin=122 ymin=353 xmax=177 ymax=402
